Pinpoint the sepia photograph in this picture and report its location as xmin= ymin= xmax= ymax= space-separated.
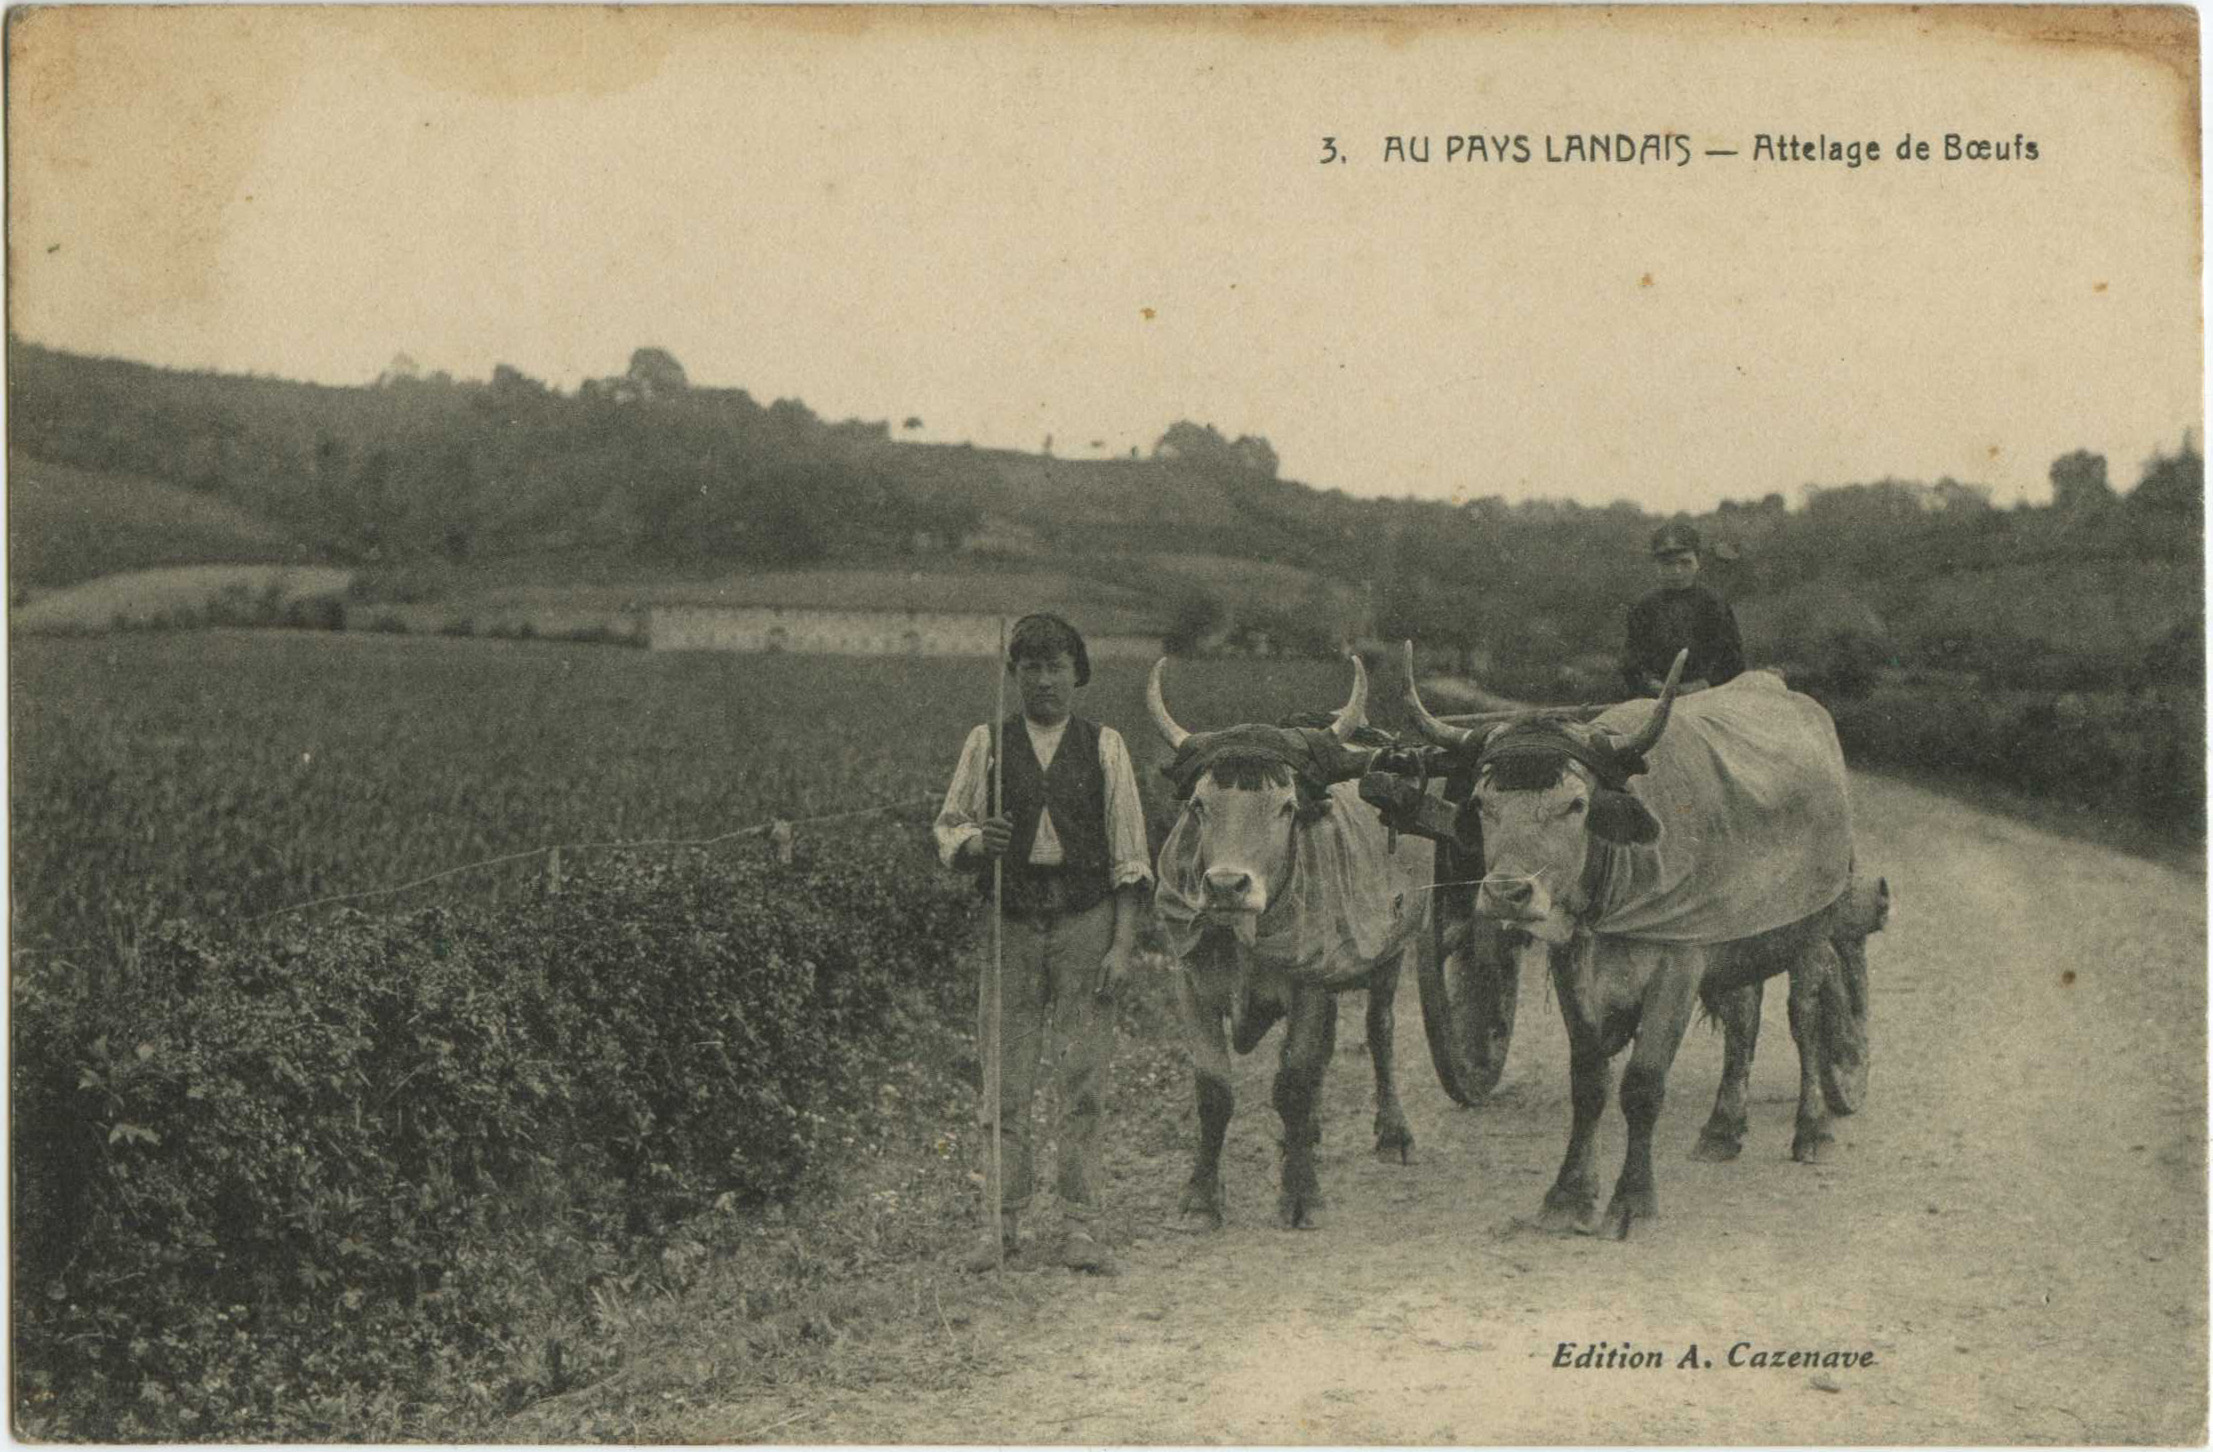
xmin=6 ymin=4 xmax=2205 ymax=1443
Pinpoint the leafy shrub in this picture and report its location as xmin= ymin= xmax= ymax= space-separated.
xmin=281 ymin=596 xmax=347 ymax=632
xmin=13 ymin=838 xmax=976 ymax=1440
xmin=1830 ymin=683 xmax=2205 ymax=836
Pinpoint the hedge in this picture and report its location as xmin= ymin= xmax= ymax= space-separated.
xmin=12 ymin=833 xmax=976 ymax=1440
xmin=1827 ymin=687 xmax=2205 ymax=836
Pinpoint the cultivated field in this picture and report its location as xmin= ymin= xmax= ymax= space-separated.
xmin=8 ymin=632 xmax=1355 ymax=957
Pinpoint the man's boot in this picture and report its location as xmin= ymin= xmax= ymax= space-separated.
xmin=961 ymin=1212 xmax=1017 ymax=1273
xmin=1057 ymin=1222 xmax=1119 ymax=1277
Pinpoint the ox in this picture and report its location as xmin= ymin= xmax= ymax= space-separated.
xmin=1406 ymin=646 xmax=1884 ymax=1239
xmin=1148 ymin=656 xmax=1429 ymax=1231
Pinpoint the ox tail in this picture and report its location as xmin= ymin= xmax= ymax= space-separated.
xmin=1696 ymin=979 xmax=1730 ymax=1034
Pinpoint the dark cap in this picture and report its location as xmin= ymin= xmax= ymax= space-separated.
xmin=1649 ymin=522 xmax=1702 ymax=558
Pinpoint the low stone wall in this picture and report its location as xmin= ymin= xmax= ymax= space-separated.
xmin=648 ymin=605 xmax=1157 ymax=659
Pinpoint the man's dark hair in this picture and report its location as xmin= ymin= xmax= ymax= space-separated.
xmin=1008 ymin=612 xmax=1090 ymax=686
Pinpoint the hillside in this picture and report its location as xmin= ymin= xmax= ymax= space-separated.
xmin=6 ymin=450 xmax=310 ymax=590
xmin=5 ymin=337 xmax=2200 ymax=695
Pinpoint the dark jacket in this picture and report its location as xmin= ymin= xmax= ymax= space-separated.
xmin=1621 ymin=583 xmax=1745 ymax=695
xmin=984 ymin=713 xmax=1110 ymax=914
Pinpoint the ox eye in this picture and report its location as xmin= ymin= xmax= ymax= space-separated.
xmin=1565 ymin=798 xmax=1587 ymax=817
xmin=1280 ymin=800 xmax=1299 ymax=816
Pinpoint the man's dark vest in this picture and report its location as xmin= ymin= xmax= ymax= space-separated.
xmin=985 ymin=713 xmax=1110 ymax=914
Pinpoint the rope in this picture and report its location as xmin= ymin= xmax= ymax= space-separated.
xmin=13 ymin=793 xmax=939 ymax=955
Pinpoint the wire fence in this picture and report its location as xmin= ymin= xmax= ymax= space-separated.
xmin=12 ymin=792 xmax=942 ymax=961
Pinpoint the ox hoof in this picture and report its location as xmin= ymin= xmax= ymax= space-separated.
xmin=1176 ymin=1183 xmax=1224 ymax=1233
xmin=1601 ymin=1189 xmax=1658 ymax=1241
xmin=1536 ymin=1190 xmax=1600 ymax=1236
xmin=1791 ymin=1128 xmax=1835 ymax=1165
xmin=1373 ymin=1136 xmax=1415 ymax=1166
xmin=1691 ymin=1131 xmax=1744 ymax=1163
xmin=1277 ymin=1194 xmax=1328 ymax=1231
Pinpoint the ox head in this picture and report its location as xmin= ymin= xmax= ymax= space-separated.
xmin=1148 ymin=654 xmax=1370 ymax=943
xmin=1404 ymin=642 xmax=1685 ymax=942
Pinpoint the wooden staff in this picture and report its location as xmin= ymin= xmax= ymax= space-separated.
xmin=988 ymin=616 xmax=1007 ymax=1267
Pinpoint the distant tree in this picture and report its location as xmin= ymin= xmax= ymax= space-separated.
xmin=1931 ymin=476 xmax=1993 ymax=513
xmin=1155 ymin=419 xmax=1222 ymax=461
xmin=903 ymin=416 xmax=924 ymax=431
xmin=2049 ymin=449 xmax=2112 ymax=510
xmin=626 ymin=347 xmax=689 ymax=400
xmin=1163 ymin=587 xmax=1227 ymax=655
xmin=1232 ymin=434 xmax=1279 ymax=478
xmin=1154 ymin=420 xmax=1279 ymax=477
xmin=2130 ymin=433 xmax=2203 ymax=516
xmin=766 ymin=397 xmax=818 ymax=434
xmin=490 ymin=363 xmax=550 ymax=397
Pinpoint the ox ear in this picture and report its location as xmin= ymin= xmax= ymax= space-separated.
xmin=1587 ymin=788 xmax=1659 ymax=845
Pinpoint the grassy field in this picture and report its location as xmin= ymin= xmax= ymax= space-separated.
xmin=6 ymin=451 xmax=310 ymax=590
xmin=9 ymin=632 xmax=1359 ymax=957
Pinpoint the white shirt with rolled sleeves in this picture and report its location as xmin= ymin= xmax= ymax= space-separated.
xmin=932 ymin=718 xmax=1154 ymax=891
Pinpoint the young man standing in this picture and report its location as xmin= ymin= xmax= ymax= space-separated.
xmin=1621 ymin=521 xmax=1746 ymax=697
xmin=933 ymin=613 xmax=1152 ymax=1275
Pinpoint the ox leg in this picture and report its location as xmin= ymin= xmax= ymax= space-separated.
xmin=1273 ymin=988 xmax=1337 ymax=1230
xmin=1539 ymin=944 xmax=1606 ymax=1235
xmin=1175 ymin=969 xmax=1232 ymax=1232
xmin=1603 ymin=945 xmax=1702 ymax=1241
xmin=1365 ymin=953 xmax=1414 ymax=1164
xmin=1788 ymin=942 xmax=1839 ymax=1164
xmin=1692 ymin=980 xmax=1763 ymax=1162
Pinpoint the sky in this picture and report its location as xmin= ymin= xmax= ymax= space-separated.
xmin=7 ymin=6 xmax=2203 ymax=512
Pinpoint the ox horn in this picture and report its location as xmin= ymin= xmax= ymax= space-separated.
xmin=1610 ymin=648 xmax=1687 ymax=760
xmin=1329 ymin=652 xmax=1370 ymax=743
xmin=1147 ymin=657 xmax=1191 ymax=749
xmin=1402 ymin=641 xmax=1478 ymax=750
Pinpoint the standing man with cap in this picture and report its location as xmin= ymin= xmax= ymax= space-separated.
xmin=933 ymin=612 xmax=1152 ymax=1276
xmin=1621 ymin=520 xmax=1745 ymax=697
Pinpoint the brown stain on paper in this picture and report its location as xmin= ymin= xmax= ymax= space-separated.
xmin=7 ymin=7 xmax=307 ymax=319
xmin=6 ymin=5 xmax=685 ymax=329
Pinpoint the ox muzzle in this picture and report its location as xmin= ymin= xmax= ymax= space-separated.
xmin=1203 ymin=868 xmax=1266 ymax=944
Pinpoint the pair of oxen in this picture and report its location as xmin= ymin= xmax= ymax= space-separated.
xmin=1144 ymin=646 xmax=1888 ymax=1241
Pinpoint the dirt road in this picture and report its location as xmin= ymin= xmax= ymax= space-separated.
xmin=730 ymin=775 xmax=2207 ymax=1444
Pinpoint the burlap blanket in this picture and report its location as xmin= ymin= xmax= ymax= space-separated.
xmin=1583 ymin=671 xmax=1853 ymax=944
xmin=1154 ymin=779 xmax=1433 ymax=987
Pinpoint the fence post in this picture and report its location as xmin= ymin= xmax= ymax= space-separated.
xmin=545 ymin=846 xmax=563 ymax=896
xmin=769 ymin=820 xmax=795 ymax=865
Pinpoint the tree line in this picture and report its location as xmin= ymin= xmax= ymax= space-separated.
xmin=8 ymin=336 xmax=2200 ymax=708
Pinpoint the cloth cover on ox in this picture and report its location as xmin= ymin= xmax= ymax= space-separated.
xmin=1153 ymin=776 xmax=1432 ymax=987
xmin=1582 ymin=670 xmax=1852 ymax=943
